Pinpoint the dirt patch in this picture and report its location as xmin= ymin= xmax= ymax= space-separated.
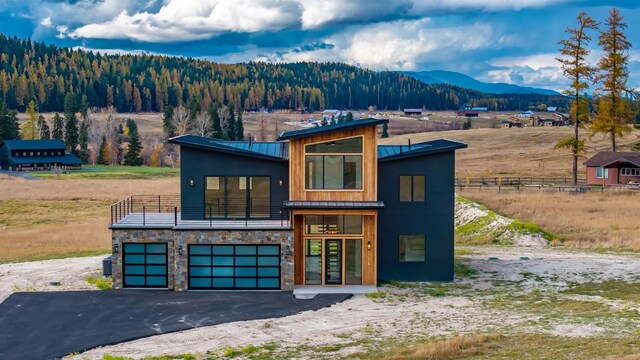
xmin=0 ymin=256 xmax=104 ymax=302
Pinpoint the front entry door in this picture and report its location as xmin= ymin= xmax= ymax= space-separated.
xmin=324 ymin=239 xmax=342 ymax=285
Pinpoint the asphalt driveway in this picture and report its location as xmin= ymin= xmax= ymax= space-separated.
xmin=0 ymin=291 xmax=350 ymax=359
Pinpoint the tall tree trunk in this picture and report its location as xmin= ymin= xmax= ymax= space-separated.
xmin=612 ymin=132 xmax=616 ymax=152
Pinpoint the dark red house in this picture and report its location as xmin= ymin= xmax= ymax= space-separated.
xmin=584 ymin=151 xmax=640 ymax=186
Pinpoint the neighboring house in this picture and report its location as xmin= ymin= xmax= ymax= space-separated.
xmin=584 ymin=152 xmax=640 ymax=186
xmin=322 ymin=109 xmax=342 ymax=122
xmin=108 ymin=118 xmax=467 ymax=293
xmin=456 ymin=110 xmax=479 ymax=117
xmin=403 ymin=108 xmax=423 ymax=116
xmin=547 ymin=107 xmax=557 ymax=112
xmin=501 ymin=119 xmax=522 ymax=128
xmin=470 ymin=107 xmax=488 ymax=111
xmin=516 ymin=110 xmax=534 ymax=118
xmin=0 ymin=139 xmax=81 ymax=171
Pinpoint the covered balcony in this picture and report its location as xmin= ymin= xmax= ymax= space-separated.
xmin=109 ymin=195 xmax=291 ymax=230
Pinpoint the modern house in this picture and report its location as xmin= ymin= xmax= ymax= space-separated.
xmin=456 ymin=110 xmax=479 ymax=118
xmin=109 ymin=118 xmax=467 ymax=293
xmin=0 ymin=139 xmax=81 ymax=171
xmin=584 ymin=151 xmax=640 ymax=186
xmin=501 ymin=119 xmax=522 ymax=128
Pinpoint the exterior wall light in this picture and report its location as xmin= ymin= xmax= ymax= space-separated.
xmin=285 ymin=245 xmax=292 ymax=256
xmin=114 ymin=243 xmax=119 ymax=253
xmin=178 ymin=244 xmax=184 ymax=256
xmin=278 ymin=178 xmax=284 ymax=187
xmin=367 ymin=241 xmax=372 ymax=251
xmin=189 ymin=178 xmax=195 ymax=187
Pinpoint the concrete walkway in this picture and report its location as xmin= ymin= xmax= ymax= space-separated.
xmin=0 ymin=290 xmax=350 ymax=359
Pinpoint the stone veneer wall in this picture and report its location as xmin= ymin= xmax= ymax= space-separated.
xmin=111 ymin=229 xmax=294 ymax=291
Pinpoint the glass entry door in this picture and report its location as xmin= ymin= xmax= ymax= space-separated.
xmin=324 ymin=240 xmax=342 ymax=285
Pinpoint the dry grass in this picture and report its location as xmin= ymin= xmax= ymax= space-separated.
xmin=0 ymin=175 xmax=179 ymax=262
xmin=384 ymin=334 xmax=640 ymax=360
xmin=461 ymin=190 xmax=640 ymax=250
xmin=381 ymin=126 xmax=640 ymax=177
xmin=388 ymin=335 xmax=500 ymax=359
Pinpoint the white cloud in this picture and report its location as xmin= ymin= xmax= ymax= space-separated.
xmin=70 ymin=0 xmax=301 ymax=42
xmin=40 ymin=16 xmax=52 ymax=28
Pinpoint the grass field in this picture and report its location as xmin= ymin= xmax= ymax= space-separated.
xmin=381 ymin=126 xmax=640 ymax=178
xmin=29 ymin=165 xmax=180 ymax=180
xmin=0 ymin=174 xmax=178 ymax=263
xmin=460 ymin=189 xmax=640 ymax=250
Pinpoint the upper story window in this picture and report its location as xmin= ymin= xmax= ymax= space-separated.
xmin=22 ymin=152 xmax=26 ymax=156
xmin=14 ymin=152 xmax=19 ymax=157
xmin=305 ymin=137 xmax=363 ymax=190
xmin=399 ymin=175 xmax=425 ymax=202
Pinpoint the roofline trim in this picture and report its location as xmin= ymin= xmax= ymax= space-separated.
xmin=276 ymin=118 xmax=389 ymax=141
xmin=168 ymin=135 xmax=287 ymax=162
xmin=378 ymin=140 xmax=467 ymax=162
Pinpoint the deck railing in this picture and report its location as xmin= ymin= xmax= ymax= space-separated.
xmin=110 ymin=195 xmax=289 ymax=227
xmin=455 ymin=177 xmax=586 ymax=186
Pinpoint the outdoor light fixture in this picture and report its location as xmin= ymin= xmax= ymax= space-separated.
xmin=178 ymin=244 xmax=184 ymax=256
xmin=278 ymin=178 xmax=284 ymax=187
xmin=189 ymin=178 xmax=195 ymax=187
xmin=114 ymin=243 xmax=119 ymax=253
xmin=367 ymin=241 xmax=372 ymax=251
xmin=330 ymin=141 xmax=336 ymax=146
xmin=285 ymin=245 xmax=292 ymax=256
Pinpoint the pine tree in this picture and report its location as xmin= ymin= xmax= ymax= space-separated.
xmin=162 ymin=106 xmax=176 ymax=140
xmin=225 ymin=104 xmax=236 ymax=140
xmin=555 ymin=11 xmax=598 ymax=184
xmin=22 ymin=100 xmax=39 ymax=140
xmin=78 ymin=120 xmax=90 ymax=163
xmin=589 ymin=8 xmax=633 ymax=152
xmin=37 ymin=115 xmax=50 ymax=139
xmin=63 ymin=93 xmax=77 ymax=116
xmin=79 ymin=95 xmax=89 ymax=120
xmin=345 ymin=112 xmax=354 ymax=122
xmin=124 ymin=119 xmax=143 ymax=166
xmin=209 ymin=103 xmax=223 ymax=139
xmin=0 ymin=101 xmax=20 ymax=141
xmin=97 ymin=135 xmax=108 ymax=165
xmin=64 ymin=112 xmax=79 ymax=154
xmin=381 ymin=123 xmax=389 ymax=138
xmin=52 ymin=113 xmax=64 ymax=140
xmin=235 ymin=110 xmax=244 ymax=140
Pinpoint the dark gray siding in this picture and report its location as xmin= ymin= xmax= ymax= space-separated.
xmin=377 ymin=151 xmax=456 ymax=281
xmin=180 ymin=147 xmax=289 ymax=220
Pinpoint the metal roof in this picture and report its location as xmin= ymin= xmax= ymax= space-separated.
xmin=283 ymin=201 xmax=385 ymax=209
xmin=1 ymin=139 xmax=66 ymax=150
xmin=276 ymin=118 xmax=388 ymax=141
xmin=7 ymin=154 xmax=81 ymax=165
xmin=377 ymin=139 xmax=467 ymax=162
xmin=168 ymin=135 xmax=288 ymax=161
xmin=584 ymin=151 xmax=640 ymax=167
xmin=168 ymin=135 xmax=466 ymax=162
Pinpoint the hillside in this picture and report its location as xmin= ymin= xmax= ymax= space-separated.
xmin=0 ymin=34 xmax=567 ymax=113
xmin=405 ymin=70 xmax=561 ymax=96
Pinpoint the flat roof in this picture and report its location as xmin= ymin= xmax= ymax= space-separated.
xmin=1 ymin=139 xmax=66 ymax=150
xmin=283 ymin=201 xmax=385 ymax=209
xmin=276 ymin=118 xmax=388 ymax=141
xmin=169 ymin=135 xmax=288 ymax=161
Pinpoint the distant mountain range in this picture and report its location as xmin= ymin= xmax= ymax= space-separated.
xmin=404 ymin=70 xmax=561 ymax=96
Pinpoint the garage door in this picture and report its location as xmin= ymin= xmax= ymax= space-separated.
xmin=122 ymin=243 xmax=168 ymax=288
xmin=188 ymin=244 xmax=280 ymax=290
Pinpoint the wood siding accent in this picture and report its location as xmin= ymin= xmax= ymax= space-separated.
xmin=288 ymin=127 xmax=378 ymax=201
xmin=292 ymin=209 xmax=377 ymax=286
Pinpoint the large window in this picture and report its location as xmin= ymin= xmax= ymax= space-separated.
xmin=204 ymin=176 xmax=270 ymax=218
xmin=305 ymin=215 xmax=362 ymax=234
xmin=399 ymin=235 xmax=425 ymax=262
xmin=596 ymin=167 xmax=609 ymax=179
xmin=621 ymin=168 xmax=640 ymax=177
xmin=399 ymin=175 xmax=425 ymax=202
xmin=305 ymin=137 xmax=363 ymax=190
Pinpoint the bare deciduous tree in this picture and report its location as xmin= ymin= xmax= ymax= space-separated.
xmin=193 ymin=111 xmax=210 ymax=137
xmin=172 ymin=106 xmax=191 ymax=135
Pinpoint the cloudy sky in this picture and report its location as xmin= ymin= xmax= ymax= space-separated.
xmin=1 ymin=0 xmax=638 ymax=91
